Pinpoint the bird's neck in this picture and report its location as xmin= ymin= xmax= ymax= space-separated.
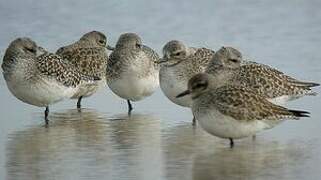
xmin=207 ymin=68 xmax=235 ymax=89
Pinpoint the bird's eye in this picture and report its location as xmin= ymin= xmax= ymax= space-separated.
xmin=229 ymin=58 xmax=239 ymax=63
xmin=193 ymin=83 xmax=207 ymax=89
xmin=136 ymin=43 xmax=142 ymax=48
xmin=26 ymin=47 xmax=36 ymax=53
xmin=174 ymin=52 xmax=181 ymax=56
xmin=99 ymin=40 xmax=105 ymax=44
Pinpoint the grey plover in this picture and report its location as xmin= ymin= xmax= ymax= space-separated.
xmin=2 ymin=38 xmax=99 ymax=124
xmin=56 ymin=31 xmax=111 ymax=109
xmin=177 ymin=73 xmax=309 ymax=148
xmin=206 ymin=46 xmax=319 ymax=105
xmin=106 ymin=33 xmax=160 ymax=114
xmin=159 ymin=40 xmax=215 ymax=125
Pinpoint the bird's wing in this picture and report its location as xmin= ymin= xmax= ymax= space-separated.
xmin=188 ymin=48 xmax=215 ymax=72
xmin=36 ymin=53 xmax=99 ymax=87
xmin=212 ymin=85 xmax=309 ymax=121
xmin=232 ymin=64 xmax=315 ymax=98
xmin=57 ymin=47 xmax=108 ymax=77
xmin=243 ymin=62 xmax=319 ymax=87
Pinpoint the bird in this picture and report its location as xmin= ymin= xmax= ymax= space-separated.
xmin=106 ymin=33 xmax=160 ymax=114
xmin=206 ymin=46 xmax=319 ymax=105
xmin=159 ymin=40 xmax=215 ymax=125
xmin=2 ymin=37 xmax=100 ymax=124
xmin=176 ymin=73 xmax=310 ymax=148
xmin=56 ymin=31 xmax=111 ymax=109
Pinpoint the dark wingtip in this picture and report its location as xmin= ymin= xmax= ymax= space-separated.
xmin=289 ymin=110 xmax=310 ymax=118
xmin=296 ymin=81 xmax=320 ymax=88
xmin=310 ymin=82 xmax=320 ymax=87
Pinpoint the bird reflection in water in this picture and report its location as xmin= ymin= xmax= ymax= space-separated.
xmin=192 ymin=140 xmax=313 ymax=180
xmin=163 ymin=123 xmax=315 ymax=180
xmin=6 ymin=110 xmax=162 ymax=180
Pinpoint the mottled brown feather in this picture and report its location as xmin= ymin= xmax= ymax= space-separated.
xmin=204 ymin=85 xmax=307 ymax=121
xmin=57 ymin=47 xmax=108 ymax=78
xmin=36 ymin=53 xmax=95 ymax=87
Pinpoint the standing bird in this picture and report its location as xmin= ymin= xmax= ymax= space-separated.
xmin=106 ymin=33 xmax=160 ymax=114
xmin=2 ymin=38 xmax=99 ymax=124
xmin=159 ymin=40 xmax=215 ymax=125
xmin=56 ymin=31 xmax=111 ymax=109
xmin=206 ymin=47 xmax=319 ymax=105
xmin=177 ymin=73 xmax=309 ymax=148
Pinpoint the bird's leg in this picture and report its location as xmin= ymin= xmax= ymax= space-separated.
xmin=127 ymin=100 xmax=133 ymax=116
xmin=77 ymin=96 xmax=83 ymax=110
xmin=192 ymin=116 xmax=197 ymax=126
xmin=229 ymin=138 xmax=234 ymax=148
xmin=252 ymin=135 xmax=256 ymax=141
xmin=45 ymin=106 xmax=49 ymax=125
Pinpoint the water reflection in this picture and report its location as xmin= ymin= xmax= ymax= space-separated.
xmin=107 ymin=113 xmax=163 ymax=180
xmin=163 ymin=123 xmax=218 ymax=180
xmin=6 ymin=110 xmax=162 ymax=180
xmin=163 ymin=123 xmax=316 ymax=180
xmin=192 ymin=140 xmax=313 ymax=180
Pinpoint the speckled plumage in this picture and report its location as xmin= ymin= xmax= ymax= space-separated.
xmin=36 ymin=53 xmax=97 ymax=88
xmin=56 ymin=31 xmax=109 ymax=106
xmin=142 ymin=45 xmax=160 ymax=66
xmin=159 ymin=40 xmax=215 ymax=108
xmin=107 ymin=34 xmax=159 ymax=81
xmin=57 ymin=47 xmax=108 ymax=78
xmin=56 ymin=31 xmax=108 ymax=78
xmin=198 ymin=85 xmax=305 ymax=121
xmin=169 ymin=47 xmax=215 ymax=81
xmin=106 ymin=33 xmax=159 ymax=113
xmin=206 ymin=47 xmax=319 ymax=104
xmin=2 ymin=38 xmax=98 ymax=123
xmin=177 ymin=73 xmax=309 ymax=146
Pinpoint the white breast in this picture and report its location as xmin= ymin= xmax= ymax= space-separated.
xmin=107 ymin=51 xmax=159 ymax=101
xmin=193 ymin=105 xmax=277 ymax=139
xmin=159 ymin=67 xmax=192 ymax=107
xmin=5 ymin=74 xmax=76 ymax=107
xmin=108 ymin=70 xmax=159 ymax=101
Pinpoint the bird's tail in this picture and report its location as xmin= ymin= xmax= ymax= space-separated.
xmin=291 ymin=80 xmax=320 ymax=88
xmin=288 ymin=109 xmax=310 ymax=118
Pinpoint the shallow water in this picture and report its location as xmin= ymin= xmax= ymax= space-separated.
xmin=0 ymin=0 xmax=321 ymax=179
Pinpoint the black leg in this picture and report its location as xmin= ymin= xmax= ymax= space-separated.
xmin=77 ymin=96 xmax=83 ymax=109
xmin=45 ymin=106 xmax=49 ymax=125
xmin=127 ymin=100 xmax=133 ymax=115
xmin=192 ymin=116 xmax=197 ymax=126
xmin=252 ymin=135 xmax=256 ymax=141
xmin=229 ymin=138 xmax=234 ymax=148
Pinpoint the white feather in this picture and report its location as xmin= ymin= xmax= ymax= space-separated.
xmin=193 ymin=105 xmax=282 ymax=139
xmin=159 ymin=66 xmax=192 ymax=107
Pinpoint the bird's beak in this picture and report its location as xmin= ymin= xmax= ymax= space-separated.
xmin=156 ymin=58 xmax=167 ymax=64
xmin=176 ymin=90 xmax=191 ymax=98
xmin=106 ymin=45 xmax=115 ymax=51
